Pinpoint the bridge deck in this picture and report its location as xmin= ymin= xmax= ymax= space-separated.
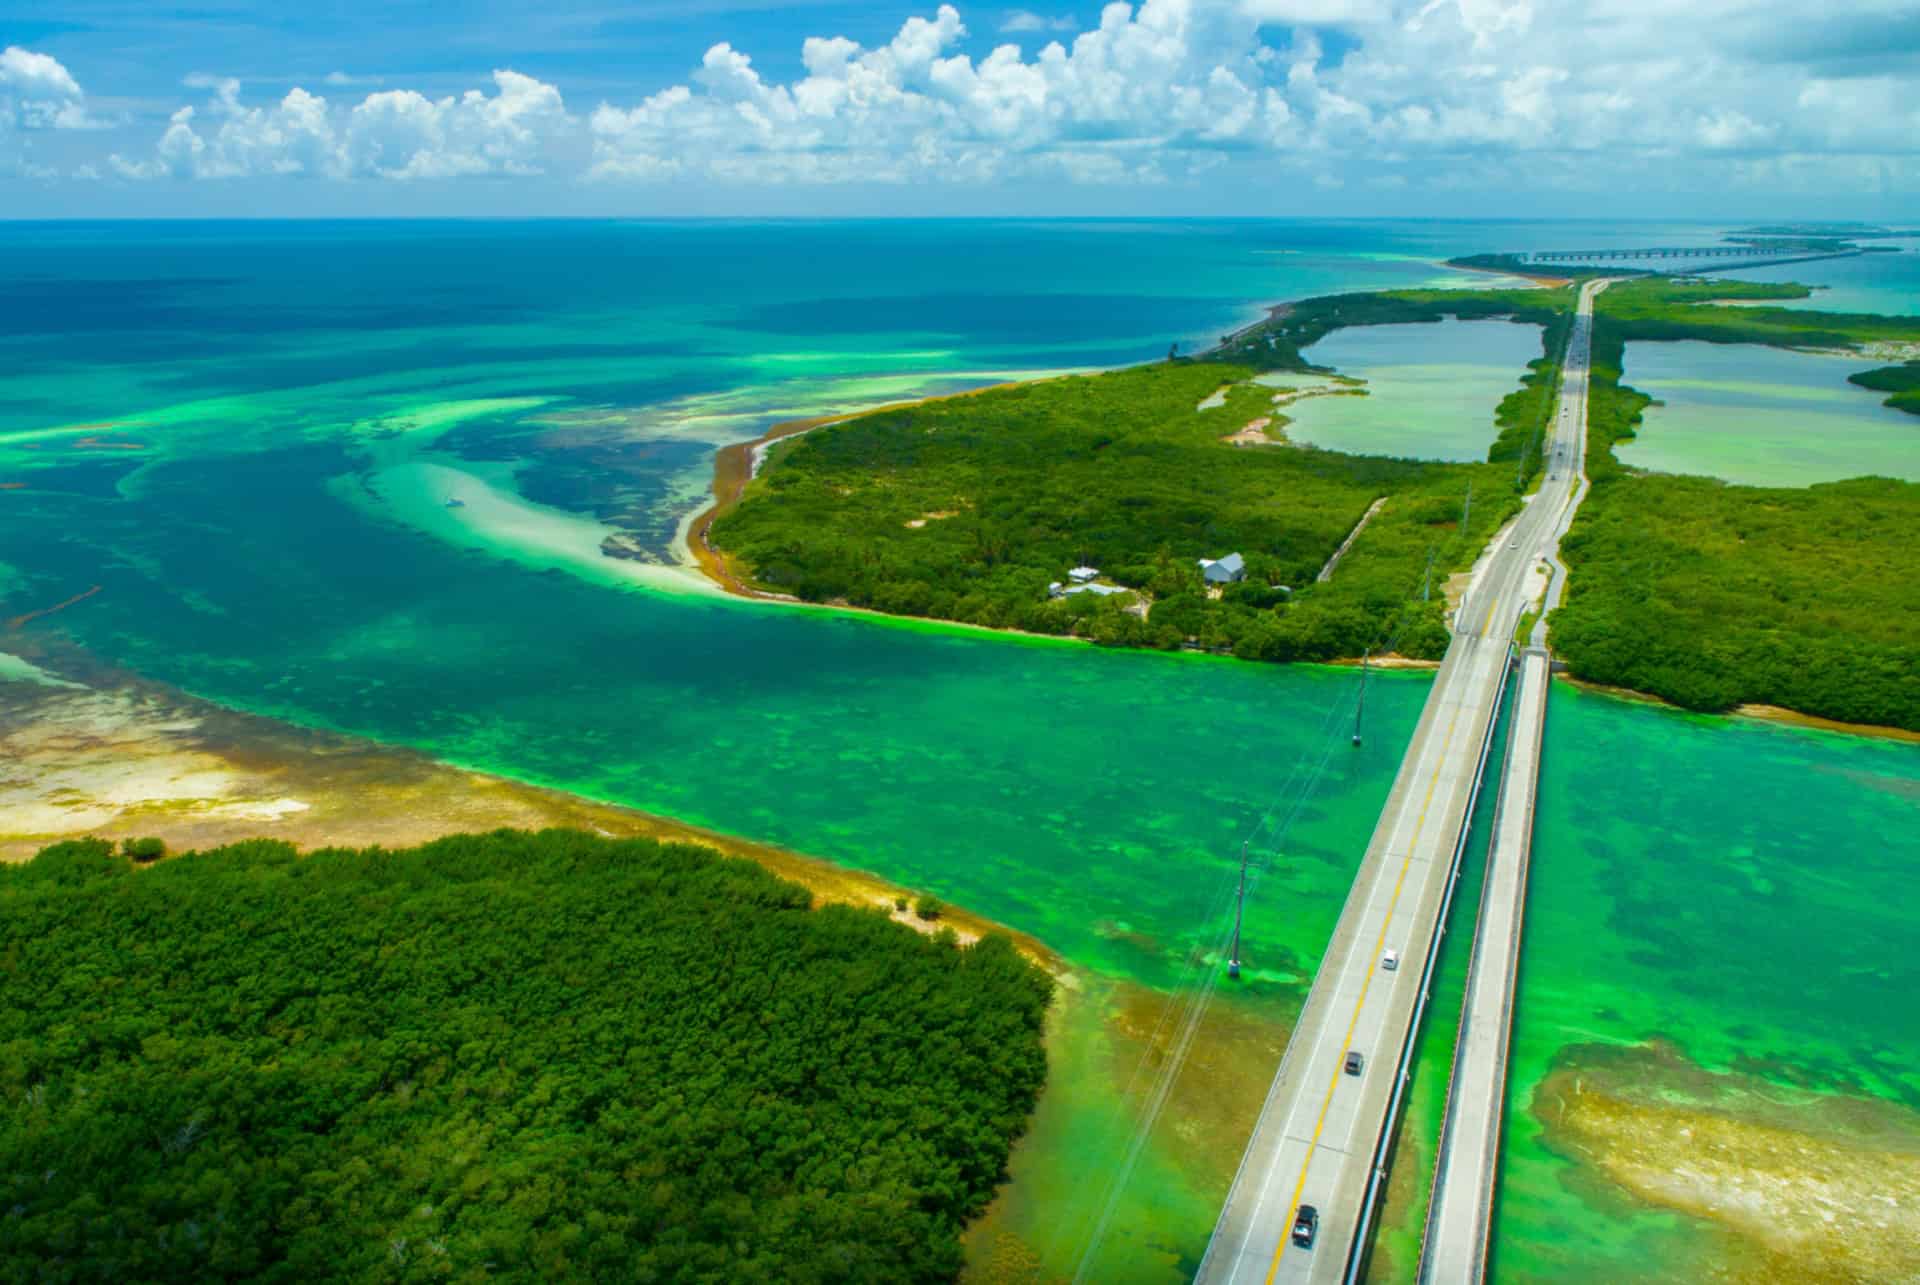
xmin=1196 ymin=280 xmax=1603 ymax=1285
xmin=1417 ymin=647 xmax=1550 ymax=1282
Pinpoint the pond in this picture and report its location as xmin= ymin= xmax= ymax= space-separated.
xmin=1618 ymin=340 xmax=1919 ymax=486
xmin=1281 ymin=317 xmax=1545 ymax=461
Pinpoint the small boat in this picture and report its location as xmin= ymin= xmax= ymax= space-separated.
xmin=444 ymin=498 xmax=466 ymax=508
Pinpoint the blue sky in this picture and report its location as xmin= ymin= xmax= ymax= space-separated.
xmin=3 ymin=0 xmax=1916 ymax=218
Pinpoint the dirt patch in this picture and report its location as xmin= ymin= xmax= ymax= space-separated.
xmin=906 ymin=509 xmax=960 ymax=528
xmin=1222 ymin=417 xmax=1277 ymax=447
xmin=1323 ymin=653 xmax=1440 ymax=670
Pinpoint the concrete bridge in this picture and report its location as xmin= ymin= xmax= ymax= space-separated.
xmin=1531 ymin=245 xmax=1767 ymax=260
xmin=1195 ymin=278 xmax=1606 ymax=1285
xmin=1415 ymin=644 xmax=1550 ymax=1282
xmin=1527 ymin=245 xmax=1863 ymax=275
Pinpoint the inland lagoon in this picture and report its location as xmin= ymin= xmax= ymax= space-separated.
xmin=1617 ymin=340 xmax=1920 ymax=486
xmin=1281 ymin=317 xmax=1547 ymax=460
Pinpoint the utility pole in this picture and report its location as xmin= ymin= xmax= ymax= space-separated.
xmin=1228 ymin=841 xmax=1248 ymax=981
xmin=1463 ymin=480 xmax=1473 ymax=534
xmin=1423 ymin=546 xmax=1438 ymax=601
xmin=1353 ymin=648 xmax=1369 ymax=747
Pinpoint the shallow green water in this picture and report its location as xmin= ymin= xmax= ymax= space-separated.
xmin=5 ymin=392 xmax=1431 ymax=1282
xmin=1619 ymin=340 xmax=1919 ymax=486
xmin=1283 ymin=318 xmax=1545 ymax=460
xmin=6 ymin=222 xmax=1920 ymax=1280
xmin=1492 ymin=683 xmax=1920 ymax=1280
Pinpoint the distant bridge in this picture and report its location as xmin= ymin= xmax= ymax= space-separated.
xmin=1526 ymin=245 xmax=1864 ymax=274
xmin=1531 ymin=245 xmax=1776 ymax=260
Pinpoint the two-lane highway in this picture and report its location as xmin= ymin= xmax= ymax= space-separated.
xmin=1197 ymin=278 xmax=1606 ymax=1285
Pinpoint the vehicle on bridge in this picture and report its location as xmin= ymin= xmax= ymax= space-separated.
xmin=1382 ymin=948 xmax=1399 ymax=971
xmin=1344 ymin=1050 xmax=1365 ymax=1076
xmin=1292 ymin=1205 xmax=1319 ymax=1249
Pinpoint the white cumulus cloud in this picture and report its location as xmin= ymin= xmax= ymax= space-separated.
xmin=1 ymin=45 xmax=104 ymax=133
xmin=61 ymin=0 xmax=1920 ymax=199
xmin=110 ymin=69 xmax=575 ymax=180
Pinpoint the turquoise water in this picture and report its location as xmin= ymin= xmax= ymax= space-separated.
xmin=1286 ymin=317 xmax=1545 ymax=460
xmin=1717 ymin=243 xmax=1920 ymax=318
xmin=0 ymin=220 xmax=1491 ymax=1281
xmin=1619 ymin=340 xmax=1919 ymax=485
xmin=5 ymin=222 xmax=1918 ymax=1280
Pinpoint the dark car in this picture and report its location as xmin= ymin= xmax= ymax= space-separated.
xmin=1292 ymin=1204 xmax=1319 ymax=1249
xmin=1345 ymin=1050 xmax=1365 ymax=1076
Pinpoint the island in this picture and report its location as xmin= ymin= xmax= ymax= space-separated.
xmin=702 ymin=276 xmax=1920 ymax=731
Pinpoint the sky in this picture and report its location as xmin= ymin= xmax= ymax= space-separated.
xmin=2 ymin=0 xmax=1917 ymax=218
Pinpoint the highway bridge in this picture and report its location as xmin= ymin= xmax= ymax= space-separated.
xmin=1414 ymin=283 xmax=1600 ymax=1280
xmin=1195 ymin=278 xmax=1606 ymax=1285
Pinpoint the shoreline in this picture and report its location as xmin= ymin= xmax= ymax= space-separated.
xmin=1556 ymin=673 xmax=1920 ymax=745
xmin=1443 ymin=259 xmax=1575 ymax=289
xmin=680 ymin=292 xmax=1915 ymax=743
xmin=0 ymin=639 xmax=1066 ymax=976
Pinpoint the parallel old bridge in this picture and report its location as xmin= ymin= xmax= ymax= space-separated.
xmin=1196 ymin=278 xmax=1608 ymax=1285
xmin=1527 ymin=245 xmax=1863 ymax=273
xmin=1533 ymin=244 xmax=1780 ymax=260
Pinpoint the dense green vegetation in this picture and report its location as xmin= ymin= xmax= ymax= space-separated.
xmin=1208 ymin=285 xmax=1568 ymax=371
xmin=712 ymin=269 xmax=1920 ymax=723
xmin=1850 ymin=361 xmax=1920 ymax=416
xmin=1551 ymin=471 xmax=1920 ymax=726
xmin=710 ymin=357 xmax=1535 ymax=662
xmin=1487 ymin=312 xmax=1574 ymax=480
xmin=709 ymin=287 xmax=1577 ymax=662
xmin=1550 ymin=289 xmax=1920 ymax=728
xmin=0 ymin=830 xmax=1051 ymax=1282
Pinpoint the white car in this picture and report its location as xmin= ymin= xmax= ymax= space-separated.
xmin=1382 ymin=949 xmax=1399 ymax=971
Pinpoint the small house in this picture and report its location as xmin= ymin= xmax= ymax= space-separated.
xmin=1065 ymin=583 xmax=1128 ymax=598
xmin=1199 ymin=552 xmax=1246 ymax=585
xmin=1048 ymin=581 xmax=1065 ymax=599
xmin=1068 ymin=566 xmax=1100 ymax=583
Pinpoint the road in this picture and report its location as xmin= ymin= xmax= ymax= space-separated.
xmin=1417 ymin=646 xmax=1549 ymax=1282
xmin=1196 ymin=278 xmax=1605 ymax=1285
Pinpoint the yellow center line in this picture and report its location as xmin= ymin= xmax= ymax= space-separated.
xmin=1263 ymin=656 xmax=1477 ymax=1285
xmin=1260 ymin=287 xmax=1596 ymax=1280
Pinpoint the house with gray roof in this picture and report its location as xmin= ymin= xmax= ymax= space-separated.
xmin=1199 ymin=552 xmax=1246 ymax=585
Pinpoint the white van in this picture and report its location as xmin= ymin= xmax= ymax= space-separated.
xmin=1382 ymin=949 xmax=1399 ymax=972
